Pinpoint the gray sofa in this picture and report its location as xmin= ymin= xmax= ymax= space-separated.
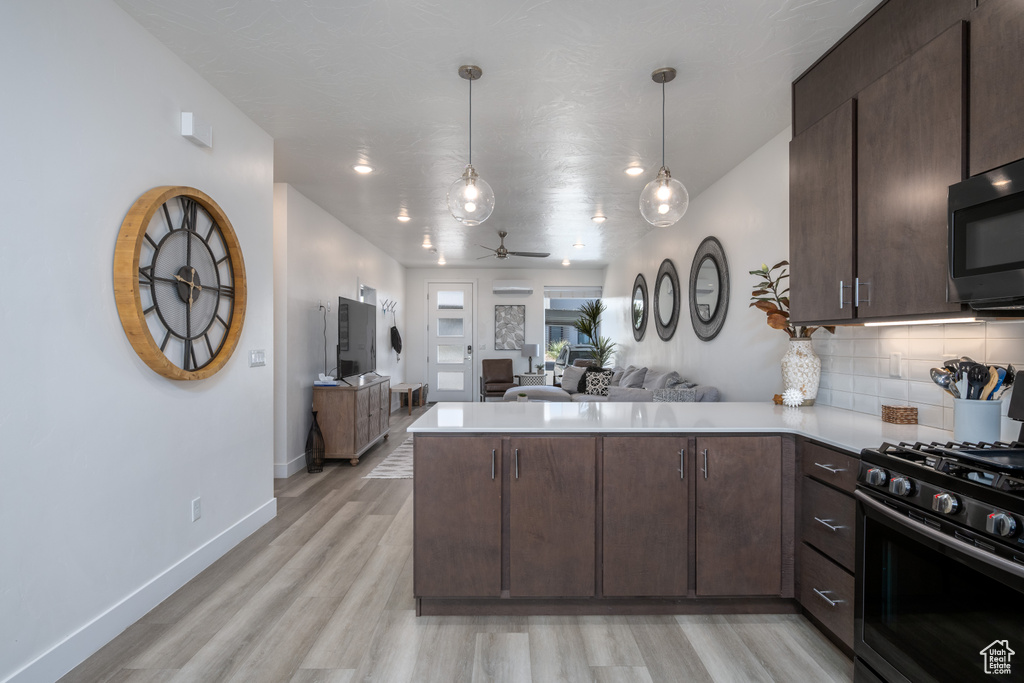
xmin=502 ymin=363 xmax=719 ymax=403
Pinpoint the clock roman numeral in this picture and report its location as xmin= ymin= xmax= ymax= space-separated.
xmin=162 ymin=204 xmax=174 ymax=232
xmin=160 ymin=331 xmax=171 ymax=352
xmin=144 ymin=233 xmax=158 ymax=249
xmin=183 ymin=338 xmax=194 ymax=371
xmin=205 ymin=222 xmax=217 ymax=242
xmin=139 ymin=265 xmax=153 ymax=282
xmin=179 ymin=197 xmax=198 ymax=233
xmin=204 ymin=333 xmax=214 ymax=357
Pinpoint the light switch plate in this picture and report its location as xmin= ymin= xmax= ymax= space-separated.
xmin=249 ymin=349 xmax=266 ymax=367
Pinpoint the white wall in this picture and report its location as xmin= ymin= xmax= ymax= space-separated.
xmin=603 ymin=129 xmax=793 ymax=400
xmin=0 ymin=2 xmax=276 ymax=681
xmin=404 ymin=267 xmax=606 ymax=392
xmin=274 ymin=184 xmax=406 ymax=477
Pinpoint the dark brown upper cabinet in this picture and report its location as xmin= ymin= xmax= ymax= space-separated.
xmin=970 ymin=0 xmax=1024 ymax=176
xmin=793 ymin=0 xmax=971 ymax=136
xmin=789 ymin=100 xmax=856 ymax=323
xmin=856 ymin=23 xmax=965 ymax=319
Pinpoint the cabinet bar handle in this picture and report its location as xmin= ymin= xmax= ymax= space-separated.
xmin=813 ymin=462 xmax=846 ymax=474
xmin=855 ymin=278 xmax=870 ymax=307
xmin=813 ymin=588 xmax=844 ymax=607
xmin=814 ymin=517 xmax=844 ymax=532
xmin=515 ymin=448 xmax=519 ymax=480
xmin=702 ymin=449 xmax=708 ymax=479
xmin=680 ymin=448 xmax=685 ymax=480
xmin=491 ymin=449 xmax=496 ymax=480
xmin=840 ymin=280 xmax=845 ymax=309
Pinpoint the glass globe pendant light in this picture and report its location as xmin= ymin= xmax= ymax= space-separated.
xmin=640 ymin=67 xmax=688 ymax=227
xmin=447 ymin=65 xmax=495 ymax=226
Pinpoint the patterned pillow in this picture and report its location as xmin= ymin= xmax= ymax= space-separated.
xmin=585 ymin=369 xmax=614 ymax=396
xmin=653 ymin=387 xmax=698 ymax=402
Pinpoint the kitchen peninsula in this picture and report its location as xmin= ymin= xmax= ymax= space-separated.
xmin=408 ymin=402 xmax=951 ymax=637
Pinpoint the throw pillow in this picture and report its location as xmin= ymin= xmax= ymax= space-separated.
xmin=643 ymin=370 xmax=682 ymax=390
xmin=560 ymin=365 xmax=586 ymax=394
xmin=584 ymin=369 xmax=614 ymax=396
xmin=607 ymin=386 xmax=655 ymax=402
xmin=620 ymin=366 xmax=647 ymax=388
xmin=577 ymin=365 xmax=606 ymax=393
xmin=653 ymin=387 xmax=699 ymax=402
xmin=610 ymin=365 xmax=626 ymax=387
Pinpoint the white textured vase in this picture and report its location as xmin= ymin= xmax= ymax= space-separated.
xmin=781 ymin=339 xmax=821 ymax=406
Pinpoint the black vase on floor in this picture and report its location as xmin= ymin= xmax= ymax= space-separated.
xmin=305 ymin=411 xmax=325 ymax=473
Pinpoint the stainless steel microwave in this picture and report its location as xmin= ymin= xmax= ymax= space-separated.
xmin=948 ymin=157 xmax=1024 ymax=309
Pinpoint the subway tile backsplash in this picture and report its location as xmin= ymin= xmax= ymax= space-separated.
xmin=813 ymin=322 xmax=1024 ymax=433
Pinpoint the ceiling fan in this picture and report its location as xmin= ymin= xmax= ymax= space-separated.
xmin=478 ymin=230 xmax=550 ymax=260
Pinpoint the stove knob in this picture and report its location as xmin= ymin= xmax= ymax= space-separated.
xmin=888 ymin=477 xmax=914 ymax=497
xmin=932 ymin=493 xmax=960 ymax=515
xmin=986 ymin=512 xmax=1018 ymax=538
xmin=866 ymin=468 xmax=888 ymax=487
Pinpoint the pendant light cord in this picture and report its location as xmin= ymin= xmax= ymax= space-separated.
xmin=661 ymin=81 xmax=666 ymax=169
xmin=468 ymin=77 xmax=473 ymax=165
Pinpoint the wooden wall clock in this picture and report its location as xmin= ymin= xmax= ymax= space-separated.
xmin=113 ymin=186 xmax=247 ymax=380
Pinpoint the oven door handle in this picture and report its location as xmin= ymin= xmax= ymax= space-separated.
xmin=855 ymin=490 xmax=1024 ymax=581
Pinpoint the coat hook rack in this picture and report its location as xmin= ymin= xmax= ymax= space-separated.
xmin=381 ymin=299 xmax=398 ymax=314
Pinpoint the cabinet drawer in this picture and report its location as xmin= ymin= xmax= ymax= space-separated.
xmin=799 ymin=543 xmax=854 ymax=649
xmin=801 ymin=442 xmax=858 ymax=493
xmin=801 ymin=477 xmax=855 ymax=572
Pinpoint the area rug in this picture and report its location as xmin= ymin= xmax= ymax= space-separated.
xmin=364 ymin=437 xmax=413 ymax=479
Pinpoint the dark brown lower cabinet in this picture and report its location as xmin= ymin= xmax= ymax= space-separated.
xmin=695 ymin=436 xmax=783 ymax=596
xmin=603 ymin=437 xmax=688 ymax=597
xmin=509 ymin=437 xmax=596 ymax=597
xmin=413 ymin=436 xmax=502 ymax=597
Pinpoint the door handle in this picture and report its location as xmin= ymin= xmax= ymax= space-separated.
xmin=514 ymin=448 xmax=519 ymax=479
xmin=702 ymin=449 xmax=708 ymax=479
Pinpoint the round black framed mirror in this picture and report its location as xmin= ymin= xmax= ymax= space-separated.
xmin=689 ymin=236 xmax=730 ymax=341
xmin=631 ymin=273 xmax=648 ymax=341
xmin=653 ymin=259 xmax=680 ymax=341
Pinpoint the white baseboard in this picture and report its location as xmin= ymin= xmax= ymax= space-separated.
xmin=4 ymin=498 xmax=277 ymax=683
xmin=275 ymin=452 xmax=307 ymax=479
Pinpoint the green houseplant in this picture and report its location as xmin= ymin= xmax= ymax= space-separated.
xmin=573 ymin=299 xmax=617 ymax=368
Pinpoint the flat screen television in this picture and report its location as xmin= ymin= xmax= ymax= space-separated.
xmin=337 ymin=296 xmax=376 ymax=378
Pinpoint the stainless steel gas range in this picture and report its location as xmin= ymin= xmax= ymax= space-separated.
xmin=854 ymin=439 xmax=1024 ymax=682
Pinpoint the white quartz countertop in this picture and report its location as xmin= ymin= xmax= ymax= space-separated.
xmin=407 ymin=402 xmax=955 ymax=454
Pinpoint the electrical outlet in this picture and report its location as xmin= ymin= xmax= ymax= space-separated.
xmin=317 ymin=299 xmax=331 ymax=312
xmin=191 ymin=497 xmax=201 ymax=522
xmin=889 ymin=352 xmax=903 ymax=378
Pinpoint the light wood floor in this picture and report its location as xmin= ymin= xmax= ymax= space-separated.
xmin=62 ymin=406 xmax=853 ymax=683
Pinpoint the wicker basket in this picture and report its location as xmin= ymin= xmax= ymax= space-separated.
xmin=881 ymin=405 xmax=918 ymax=425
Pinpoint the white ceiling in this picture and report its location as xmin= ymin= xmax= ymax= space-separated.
xmin=114 ymin=0 xmax=874 ymax=268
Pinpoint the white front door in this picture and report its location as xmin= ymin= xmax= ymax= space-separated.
xmin=426 ymin=282 xmax=474 ymax=402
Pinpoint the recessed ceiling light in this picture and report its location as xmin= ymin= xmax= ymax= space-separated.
xmin=625 ymin=166 xmax=644 ymax=176
xmin=573 ymin=241 xmax=585 ymax=249
xmin=592 ymin=215 xmax=607 ymax=223
xmin=437 ymin=255 xmax=446 ymax=265
xmin=562 ymin=258 xmax=571 ymax=266
xmin=353 ymin=164 xmax=373 ymax=174
xmin=422 ymin=237 xmax=433 ymax=249
xmin=397 ymin=215 xmax=411 ymax=222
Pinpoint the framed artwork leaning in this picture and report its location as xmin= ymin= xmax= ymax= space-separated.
xmin=494 ymin=305 xmax=525 ymax=350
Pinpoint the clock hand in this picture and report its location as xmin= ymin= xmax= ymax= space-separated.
xmin=189 ymin=267 xmax=202 ymax=291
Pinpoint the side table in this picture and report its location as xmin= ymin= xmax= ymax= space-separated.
xmin=518 ymin=373 xmax=546 ymax=386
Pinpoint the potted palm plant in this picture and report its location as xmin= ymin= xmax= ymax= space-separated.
xmin=573 ymin=299 xmax=617 ymax=368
